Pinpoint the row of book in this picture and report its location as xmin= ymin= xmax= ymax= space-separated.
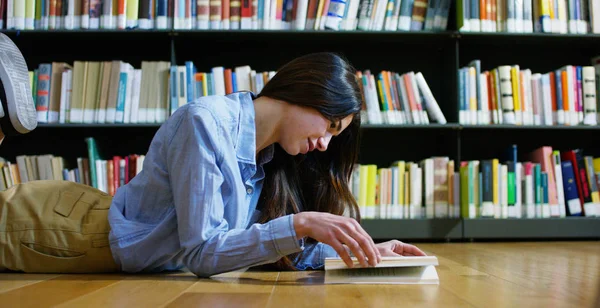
xmin=0 ymin=138 xmax=146 ymax=195
xmin=30 ymin=60 xmax=446 ymax=125
xmin=350 ymin=146 xmax=600 ymax=220
xmin=357 ymin=70 xmax=446 ymax=125
xmin=458 ymin=58 xmax=600 ymax=126
xmin=32 ymin=61 xmax=271 ymax=124
xmin=457 ymin=0 xmax=600 ymax=34
xmin=2 ymin=142 xmax=599 ymax=219
xmin=0 ymin=0 xmax=450 ymax=32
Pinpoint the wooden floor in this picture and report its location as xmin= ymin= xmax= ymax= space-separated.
xmin=1 ymin=242 xmax=599 ymax=308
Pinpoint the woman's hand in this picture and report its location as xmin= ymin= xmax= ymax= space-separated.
xmin=375 ymin=240 xmax=427 ymax=257
xmin=293 ymin=212 xmax=381 ymax=268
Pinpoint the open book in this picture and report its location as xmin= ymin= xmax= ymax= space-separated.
xmin=324 ymin=256 xmax=439 ymax=285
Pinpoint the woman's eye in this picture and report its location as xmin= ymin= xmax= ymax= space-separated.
xmin=329 ymin=122 xmax=336 ymax=129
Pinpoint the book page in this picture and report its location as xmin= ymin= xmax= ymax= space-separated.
xmin=324 ymin=265 xmax=439 ymax=285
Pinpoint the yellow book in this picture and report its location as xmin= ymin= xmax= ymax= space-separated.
xmin=377 ymin=168 xmax=383 ymax=209
xmin=493 ymin=159 xmax=499 ymax=209
xmin=314 ymin=0 xmax=326 ymax=30
xmin=469 ymin=67 xmax=477 ymax=116
xmin=511 ymin=66 xmax=521 ymax=125
xmin=29 ymin=72 xmax=34 ymax=93
xmin=376 ymin=78 xmax=386 ymax=111
xmin=594 ymin=158 xmax=600 ymax=174
xmin=460 ymin=164 xmax=469 ymax=219
xmin=539 ymin=0 xmax=551 ymax=32
xmin=25 ymin=0 xmax=35 ymax=29
xmin=547 ymin=0 xmax=555 ymax=19
xmin=404 ymin=172 xmax=410 ymax=217
xmin=127 ymin=0 xmax=139 ymax=27
xmin=397 ymin=161 xmax=405 ymax=215
xmin=366 ymin=165 xmax=378 ymax=219
xmin=202 ymin=72 xmax=208 ymax=97
xmin=359 ymin=165 xmax=369 ymax=216
xmin=585 ymin=158 xmax=600 ymax=203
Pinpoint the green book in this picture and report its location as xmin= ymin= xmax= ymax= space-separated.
xmin=85 ymin=137 xmax=101 ymax=189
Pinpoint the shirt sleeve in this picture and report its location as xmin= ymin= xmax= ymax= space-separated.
xmin=165 ymin=105 xmax=303 ymax=277
xmin=292 ymin=241 xmax=339 ymax=270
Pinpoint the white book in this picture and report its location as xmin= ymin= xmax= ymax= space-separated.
xmin=325 ymin=256 xmax=439 ymax=285
xmin=130 ymin=70 xmax=142 ymax=124
xmin=592 ymin=0 xmax=600 ymax=33
xmin=515 ymin=163 xmax=522 ymax=218
xmin=582 ymin=66 xmax=597 ymax=125
xmin=415 ymin=72 xmax=446 ymax=124
xmin=479 ymin=73 xmax=489 ymax=124
xmin=212 ymin=67 xmax=226 ymax=96
xmin=501 ymin=164 xmax=508 ymax=218
xmin=123 ymin=65 xmax=136 ymax=124
xmin=58 ymin=70 xmax=70 ymax=124
xmin=553 ymin=153 xmax=566 ymax=218
xmin=294 ymin=0 xmax=309 ymax=30
xmin=499 ymin=66 xmax=516 ymax=124
xmin=235 ymin=66 xmax=252 ymax=91
xmin=6 ymin=0 xmax=13 ymax=29
xmin=542 ymin=74 xmax=553 ymax=126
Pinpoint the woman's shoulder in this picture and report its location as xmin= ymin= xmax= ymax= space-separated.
xmin=184 ymin=92 xmax=252 ymax=121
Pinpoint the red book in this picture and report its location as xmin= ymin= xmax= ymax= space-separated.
xmin=0 ymin=0 xmax=5 ymax=29
xmin=113 ymin=156 xmax=121 ymax=192
xmin=561 ymin=150 xmax=590 ymax=216
xmin=124 ymin=156 xmax=130 ymax=184
xmin=224 ymin=69 xmax=233 ymax=94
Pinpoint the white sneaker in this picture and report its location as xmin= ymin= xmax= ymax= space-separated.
xmin=0 ymin=33 xmax=37 ymax=136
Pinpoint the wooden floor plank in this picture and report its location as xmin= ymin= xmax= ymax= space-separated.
xmin=419 ymin=242 xmax=600 ymax=308
xmin=0 ymin=274 xmax=122 ymax=308
xmin=55 ymin=272 xmax=199 ymax=308
xmin=0 ymin=273 xmax=59 ymax=293
xmin=164 ymin=271 xmax=279 ymax=308
xmin=0 ymin=242 xmax=597 ymax=308
xmin=270 ymin=271 xmax=475 ymax=308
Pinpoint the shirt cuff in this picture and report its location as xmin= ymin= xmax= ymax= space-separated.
xmin=269 ymin=214 xmax=304 ymax=256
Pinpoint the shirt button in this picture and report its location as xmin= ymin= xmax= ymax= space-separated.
xmin=246 ymin=188 xmax=253 ymax=194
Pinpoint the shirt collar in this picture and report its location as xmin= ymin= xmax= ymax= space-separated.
xmin=236 ymin=91 xmax=275 ymax=167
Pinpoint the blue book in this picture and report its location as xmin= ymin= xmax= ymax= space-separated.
xmin=555 ymin=70 xmax=563 ymax=122
xmin=576 ymin=66 xmax=583 ymax=118
xmin=232 ymin=72 xmax=238 ymax=93
xmin=185 ymin=61 xmax=196 ymax=101
xmin=207 ymin=73 xmax=213 ymax=96
xmin=74 ymin=168 xmax=80 ymax=184
xmin=170 ymin=65 xmax=178 ymax=114
xmin=561 ymin=161 xmax=582 ymax=216
xmin=115 ymin=72 xmax=128 ymax=123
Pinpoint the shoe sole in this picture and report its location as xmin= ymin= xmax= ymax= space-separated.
xmin=0 ymin=33 xmax=37 ymax=134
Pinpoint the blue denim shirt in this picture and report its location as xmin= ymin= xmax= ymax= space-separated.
xmin=108 ymin=92 xmax=338 ymax=277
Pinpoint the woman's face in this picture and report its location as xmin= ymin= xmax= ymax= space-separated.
xmin=279 ymin=104 xmax=354 ymax=156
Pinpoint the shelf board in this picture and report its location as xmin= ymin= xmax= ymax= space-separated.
xmin=361 ymin=218 xmax=462 ymax=240
xmin=360 ymin=123 xmax=460 ymax=129
xmin=460 ymin=124 xmax=600 ymax=130
xmin=459 ymin=31 xmax=600 ymax=45
xmin=36 ymin=123 xmax=162 ymax=128
xmin=36 ymin=123 xmax=600 ymax=131
xmin=463 ymin=217 xmax=600 ymax=239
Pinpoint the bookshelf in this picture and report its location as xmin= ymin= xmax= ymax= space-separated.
xmin=2 ymin=3 xmax=600 ymax=242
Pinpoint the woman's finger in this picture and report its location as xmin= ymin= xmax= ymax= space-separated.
xmin=329 ymin=239 xmax=355 ymax=268
xmin=336 ymin=228 xmax=369 ymax=267
xmin=343 ymin=222 xmax=378 ymax=267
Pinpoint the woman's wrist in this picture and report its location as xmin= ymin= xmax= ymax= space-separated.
xmin=293 ymin=212 xmax=308 ymax=239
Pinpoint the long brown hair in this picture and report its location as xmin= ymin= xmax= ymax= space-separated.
xmin=255 ymin=52 xmax=363 ymax=270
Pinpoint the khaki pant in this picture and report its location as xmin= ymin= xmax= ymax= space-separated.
xmin=0 ymin=180 xmax=120 ymax=273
